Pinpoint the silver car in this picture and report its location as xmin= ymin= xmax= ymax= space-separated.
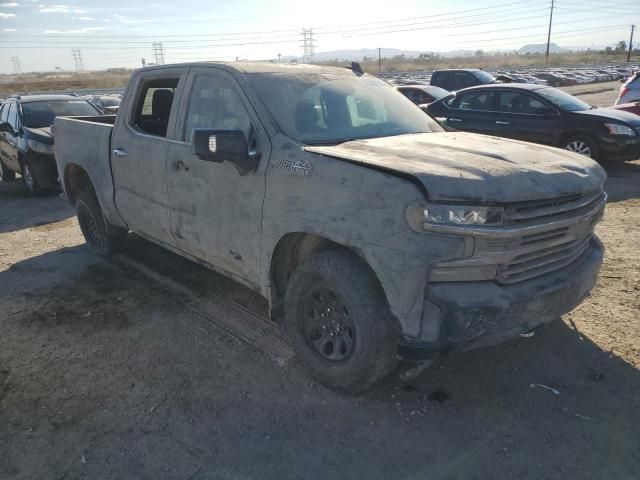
xmin=616 ymin=72 xmax=640 ymax=105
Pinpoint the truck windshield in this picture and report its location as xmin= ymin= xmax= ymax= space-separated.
xmin=21 ymin=100 xmax=99 ymax=128
xmin=247 ymin=72 xmax=442 ymax=145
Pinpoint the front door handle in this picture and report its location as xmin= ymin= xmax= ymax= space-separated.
xmin=495 ymin=121 xmax=510 ymax=125
xmin=112 ymin=148 xmax=127 ymax=157
xmin=171 ymin=160 xmax=189 ymax=172
xmin=448 ymin=117 xmax=463 ymax=122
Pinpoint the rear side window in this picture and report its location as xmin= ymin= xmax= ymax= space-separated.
xmin=132 ymin=77 xmax=179 ymax=137
xmin=431 ymin=72 xmax=449 ymax=88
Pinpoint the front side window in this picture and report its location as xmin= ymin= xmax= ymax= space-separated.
xmin=0 ymin=103 xmax=8 ymax=123
xmin=497 ymin=91 xmax=548 ymax=115
xmin=132 ymin=77 xmax=179 ymax=137
xmin=183 ymin=74 xmax=252 ymax=142
xmin=7 ymin=103 xmax=19 ymax=130
xmin=446 ymin=91 xmax=495 ymax=111
xmin=21 ymin=100 xmax=99 ymax=128
xmin=247 ymin=73 xmax=441 ymax=145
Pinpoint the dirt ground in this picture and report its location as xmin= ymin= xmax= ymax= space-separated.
xmin=1 ymin=85 xmax=639 ymax=479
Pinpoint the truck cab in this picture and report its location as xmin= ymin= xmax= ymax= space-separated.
xmin=54 ymin=63 xmax=606 ymax=393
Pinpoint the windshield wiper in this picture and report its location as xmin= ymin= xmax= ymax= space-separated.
xmin=304 ymin=138 xmax=357 ymax=146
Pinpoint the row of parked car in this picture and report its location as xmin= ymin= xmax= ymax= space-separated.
xmin=0 ymin=93 xmax=120 ymax=194
xmin=396 ymin=68 xmax=640 ymax=162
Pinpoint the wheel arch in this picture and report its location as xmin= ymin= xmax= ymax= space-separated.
xmin=268 ymin=232 xmax=390 ymax=321
xmin=63 ymin=163 xmax=96 ymax=205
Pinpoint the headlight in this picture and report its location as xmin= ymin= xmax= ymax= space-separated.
xmin=604 ymin=123 xmax=636 ymax=136
xmin=424 ymin=203 xmax=504 ymax=226
xmin=28 ymin=139 xmax=54 ymax=154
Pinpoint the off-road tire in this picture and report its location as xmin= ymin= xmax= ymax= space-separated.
xmin=284 ymin=250 xmax=399 ymax=394
xmin=0 ymin=160 xmax=15 ymax=182
xmin=563 ymin=134 xmax=599 ymax=160
xmin=76 ymin=191 xmax=127 ymax=255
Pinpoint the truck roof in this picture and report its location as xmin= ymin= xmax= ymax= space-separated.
xmin=138 ymin=61 xmax=357 ymax=76
xmin=16 ymin=94 xmax=85 ymax=103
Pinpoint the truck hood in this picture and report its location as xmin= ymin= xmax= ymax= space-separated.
xmin=305 ymin=132 xmax=606 ymax=203
xmin=23 ymin=126 xmax=54 ymax=144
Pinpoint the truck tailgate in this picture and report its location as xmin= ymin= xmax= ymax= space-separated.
xmin=53 ymin=116 xmax=122 ymax=225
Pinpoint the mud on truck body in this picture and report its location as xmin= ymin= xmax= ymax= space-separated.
xmin=53 ymin=63 xmax=606 ymax=393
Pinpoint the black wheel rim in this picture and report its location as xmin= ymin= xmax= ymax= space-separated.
xmin=301 ymin=285 xmax=356 ymax=363
xmin=79 ymin=203 xmax=103 ymax=250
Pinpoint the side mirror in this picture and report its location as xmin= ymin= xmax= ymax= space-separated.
xmin=0 ymin=122 xmax=12 ymax=133
xmin=191 ymin=129 xmax=259 ymax=175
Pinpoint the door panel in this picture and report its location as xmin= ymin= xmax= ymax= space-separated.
xmin=441 ymin=90 xmax=497 ymax=135
xmin=111 ymin=69 xmax=187 ymax=245
xmin=493 ymin=91 xmax=562 ymax=144
xmin=167 ymin=67 xmax=270 ymax=285
xmin=3 ymin=103 xmax=21 ymax=171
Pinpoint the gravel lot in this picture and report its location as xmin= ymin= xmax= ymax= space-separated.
xmin=1 ymin=84 xmax=639 ymax=479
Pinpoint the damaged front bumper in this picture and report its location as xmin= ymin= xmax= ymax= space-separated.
xmin=400 ymin=236 xmax=603 ymax=361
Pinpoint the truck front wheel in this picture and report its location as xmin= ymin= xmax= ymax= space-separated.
xmin=76 ymin=191 xmax=126 ymax=255
xmin=284 ymin=250 xmax=399 ymax=393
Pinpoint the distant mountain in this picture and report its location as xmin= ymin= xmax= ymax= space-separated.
xmin=518 ymin=43 xmax=568 ymax=55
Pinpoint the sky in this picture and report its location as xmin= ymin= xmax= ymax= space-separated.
xmin=0 ymin=0 xmax=639 ymax=73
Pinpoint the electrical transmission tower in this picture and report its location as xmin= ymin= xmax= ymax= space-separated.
xmin=11 ymin=57 xmax=21 ymax=74
xmin=72 ymin=49 xmax=84 ymax=71
xmin=301 ymin=29 xmax=315 ymax=63
xmin=152 ymin=42 xmax=166 ymax=65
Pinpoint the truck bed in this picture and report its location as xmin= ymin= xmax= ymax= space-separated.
xmin=53 ymin=115 xmax=123 ymax=225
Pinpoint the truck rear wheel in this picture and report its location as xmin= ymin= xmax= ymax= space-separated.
xmin=284 ymin=250 xmax=399 ymax=393
xmin=76 ymin=191 xmax=126 ymax=255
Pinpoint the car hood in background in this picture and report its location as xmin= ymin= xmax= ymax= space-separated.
xmin=573 ymin=107 xmax=640 ymax=126
xmin=23 ymin=126 xmax=54 ymax=143
xmin=305 ymin=132 xmax=606 ymax=203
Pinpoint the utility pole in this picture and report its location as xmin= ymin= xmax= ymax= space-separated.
xmin=72 ymin=49 xmax=84 ymax=71
xmin=11 ymin=56 xmax=21 ymax=74
xmin=545 ymin=0 xmax=555 ymax=64
xmin=378 ymin=48 xmax=382 ymax=72
xmin=628 ymin=25 xmax=635 ymax=62
xmin=152 ymin=42 xmax=165 ymax=65
xmin=301 ymin=29 xmax=315 ymax=63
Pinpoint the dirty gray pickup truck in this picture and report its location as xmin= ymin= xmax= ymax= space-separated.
xmin=54 ymin=63 xmax=606 ymax=392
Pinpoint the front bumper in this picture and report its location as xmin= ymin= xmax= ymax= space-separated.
xmin=400 ymin=236 xmax=603 ymax=360
xmin=599 ymin=134 xmax=640 ymax=162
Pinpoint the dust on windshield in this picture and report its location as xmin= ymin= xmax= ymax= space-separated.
xmin=247 ymin=72 xmax=442 ymax=145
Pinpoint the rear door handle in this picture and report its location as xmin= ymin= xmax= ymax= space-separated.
xmin=112 ymin=148 xmax=127 ymax=157
xmin=448 ymin=118 xmax=463 ymax=123
xmin=495 ymin=121 xmax=510 ymax=125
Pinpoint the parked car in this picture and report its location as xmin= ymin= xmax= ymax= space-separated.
xmin=608 ymin=102 xmax=640 ymax=117
xmin=0 ymin=94 xmax=101 ymax=194
xmin=430 ymin=69 xmax=495 ymax=91
xmin=616 ymin=71 xmax=640 ymax=105
xmin=86 ymin=95 xmax=121 ymax=114
xmin=396 ymin=85 xmax=450 ymax=104
xmin=425 ymin=84 xmax=640 ymax=161
xmin=54 ymin=62 xmax=606 ymax=393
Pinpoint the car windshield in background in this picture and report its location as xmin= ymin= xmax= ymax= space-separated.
xmin=535 ymin=87 xmax=592 ymax=112
xmin=247 ymin=73 xmax=442 ymax=145
xmin=21 ymin=100 xmax=99 ymax=128
xmin=475 ymin=70 xmax=496 ymax=83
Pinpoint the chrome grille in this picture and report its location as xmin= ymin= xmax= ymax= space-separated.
xmin=506 ymin=190 xmax=605 ymax=225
